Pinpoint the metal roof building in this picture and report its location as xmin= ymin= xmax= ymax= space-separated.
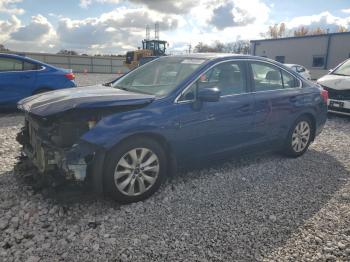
xmin=250 ymin=32 xmax=350 ymax=79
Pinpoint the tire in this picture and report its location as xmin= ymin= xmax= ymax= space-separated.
xmin=104 ymin=137 xmax=167 ymax=203
xmin=283 ymin=116 xmax=314 ymax=157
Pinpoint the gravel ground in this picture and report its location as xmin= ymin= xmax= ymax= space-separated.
xmin=75 ymin=73 xmax=120 ymax=87
xmin=0 ymin=74 xmax=349 ymax=261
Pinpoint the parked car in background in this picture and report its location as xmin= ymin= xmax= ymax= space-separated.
xmin=0 ymin=53 xmax=76 ymax=109
xmin=284 ymin=64 xmax=311 ymax=80
xmin=17 ymin=54 xmax=328 ymax=203
xmin=317 ymin=59 xmax=350 ymax=116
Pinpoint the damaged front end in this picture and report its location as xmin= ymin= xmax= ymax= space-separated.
xmin=15 ymin=85 xmax=156 ymax=192
xmin=16 ymin=111 xmax=103 ymax=183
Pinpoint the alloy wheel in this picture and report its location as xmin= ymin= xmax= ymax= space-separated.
xmin=291 ymin=121 xmax=311 ymax=153
xmin=114 ymin=148 xmax=160 ymax=196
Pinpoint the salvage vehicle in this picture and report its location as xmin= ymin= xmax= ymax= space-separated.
xmin=317 ymin=58 xmax=350 ymax=116
xmin=16 ymin=54 xmax=328 ymax=203
xmin=0 ymin=53 xmax=76 ymax=109
xmin=284 ymin=64 xmax=311 ymax=80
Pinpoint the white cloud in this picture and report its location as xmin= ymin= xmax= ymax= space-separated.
xmin=11 ymin=14 xmax=55 ymax=41
xmin=190 ymin=0 xmax=270 ymax=29
xmin=0 ymin=0 xmax=24 ymax=15
xmin=341 ymin=8 xmax=350 ymax=14
xmin=79 ymin=0 xmax=93 ymax=8
xmin=285 ymin=11 xmax=350 ymax=32
xmin=3 ymin=15 xmax=58 ymax=53
xmin=127 ymin=0 xmax=196 ymax=14
xmin=0 ymin=15 xmax=21 ymax=42
xmin=55 ymin=7 xmax=184 ymax=53
xmin=6 ymin=0 xmax=349 ymax=55
xmin=2 ymin=0 xmax=271 ymax=54
xmin=79 ymin=0 xmax=195 ymax=14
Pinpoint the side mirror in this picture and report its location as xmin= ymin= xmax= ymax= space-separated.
xmin=197 ymin=86 xmax=221 ymax=102
xmin=328 ymin=69 xmax=333 ymax=73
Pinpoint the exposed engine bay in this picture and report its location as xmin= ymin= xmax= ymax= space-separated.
xmin=16 ymin=106 xmax=144 ymax=182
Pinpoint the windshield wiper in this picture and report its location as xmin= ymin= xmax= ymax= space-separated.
xmin=113 ymin=85 xmax=130 ymax=91
xmin=332 ymin=73 xmax=349 ymax=76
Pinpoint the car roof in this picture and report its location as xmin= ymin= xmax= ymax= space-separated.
xmin=163 ymin=53 xmax=305 ymax=81
xmin=159 ymin=53 xmax=282 ymax=64
xmin=0 ymin=53 xmax=30 ymax=59
xmin=0 ymin=53 xmax=47 ymax=65
xmin=0 ymin=53 xmax=62 ymax=70
xmin=168 ymin=53 xmax=244 ymax=59
xmin=164 ymin=53 xmax=255 ymax=60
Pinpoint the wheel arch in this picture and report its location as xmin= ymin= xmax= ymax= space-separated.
xmin=107 ymin=132 xmax=177 ymax=177
xmin=296 ymin=112 xmax=317 ymax=141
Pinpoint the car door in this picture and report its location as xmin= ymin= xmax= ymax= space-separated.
xmin=173 ymin=60 xmax=255 ymax=160
xmin=0 ymin=57 xmax=37 ymax=107
xmin=248 ymin=61 xmax=303 ymax=142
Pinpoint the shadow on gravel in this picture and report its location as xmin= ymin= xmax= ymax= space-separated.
xmin=11 ymin=148 xmax=349 ymax=260
xmin=170 ymin=149 xmax=350 ymax=259
xmin=12 ymin=161 xmax=118 ymax=208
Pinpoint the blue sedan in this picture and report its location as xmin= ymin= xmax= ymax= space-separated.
xmin=0 ymin=53 xmax=76 ymax=109
xmin=17 ymin=54 xmax=328 ymax=203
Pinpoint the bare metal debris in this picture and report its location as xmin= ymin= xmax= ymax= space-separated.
xmin=0 ymin=74 xmax=349 ymax=261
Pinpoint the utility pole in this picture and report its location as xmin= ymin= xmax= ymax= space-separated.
xmin=146 ymin=25 xmax=150 ymax=40
xmin=155 ymin=22 xmax=159 ymax=40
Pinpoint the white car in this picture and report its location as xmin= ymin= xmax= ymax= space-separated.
xmin=284 ymin=64 xmax=311 ymax=80
xmin=317 ymin=59 xmax=350 ymax=116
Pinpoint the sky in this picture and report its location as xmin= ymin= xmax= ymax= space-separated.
xmin=0 ymin=0 xmax=350 ymax=55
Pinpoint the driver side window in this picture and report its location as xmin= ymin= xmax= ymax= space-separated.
xmin=178 ymin=61 xmax=247 ymax=102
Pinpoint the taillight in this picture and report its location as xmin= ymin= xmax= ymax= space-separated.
xmin=64 ymin=72 xmax=75 ymax=80
xmin=321 ymin=89 xmax=328 ymax=103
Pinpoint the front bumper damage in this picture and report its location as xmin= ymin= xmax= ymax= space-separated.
xmin=16 ymin=118 xmax=106 ymax=193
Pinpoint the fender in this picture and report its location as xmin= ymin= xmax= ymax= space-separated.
xmin=80 ymin=102 xmax=176 ymax=150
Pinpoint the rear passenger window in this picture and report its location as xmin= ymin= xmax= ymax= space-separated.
xmin=251 ymin=62 xmax=299 ymax=91
xmin=0 ymin=58 xmax=23 ymax=71
xmin=251 ymin=62 xmax=283 ymax=91
xmin=23 ymin=62 xmax=38 ymax=71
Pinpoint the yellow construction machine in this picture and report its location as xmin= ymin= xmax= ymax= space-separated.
xmin=124 ymin=39 xmax=167 ymax=70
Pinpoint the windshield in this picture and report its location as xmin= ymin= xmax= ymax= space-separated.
xmin=112 ymin=57 xmax=207 ymax=96
xmin=332 ymin=59 xmax=350 ymax=76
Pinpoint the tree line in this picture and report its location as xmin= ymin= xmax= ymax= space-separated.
xmin=193 ymin=40 xmax=251 ymax=54
xmin=264 ymin=23 xmax=349 ymax=38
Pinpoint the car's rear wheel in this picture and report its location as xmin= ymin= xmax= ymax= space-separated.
xmin=104 ymin=137 xmax=167 ymax=203
xmin=283 ymin=116 xmax=313 ymax=157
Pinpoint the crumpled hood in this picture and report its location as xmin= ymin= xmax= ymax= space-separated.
xmin=18 ymin=85 xmax=155 ymax=117
xmin=317 ymin=74 xmax=350 ymax=90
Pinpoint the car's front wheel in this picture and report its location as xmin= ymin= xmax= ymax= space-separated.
xmin=283 ymin=116 xmax=313 ymax=157
xmin=104 ymin=137 xmax=167 ymax=203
